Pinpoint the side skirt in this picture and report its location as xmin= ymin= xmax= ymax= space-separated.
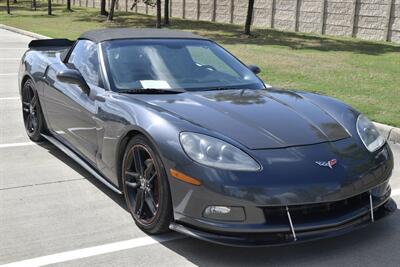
xmin=42 ymin=134 xmax=123 ymax=195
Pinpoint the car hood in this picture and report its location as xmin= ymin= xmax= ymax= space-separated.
xmin=136 ymin=89 xmax=351 ymax=149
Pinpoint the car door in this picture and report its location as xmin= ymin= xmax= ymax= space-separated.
xmin=43 ymin=40 xmax=104 ymax=165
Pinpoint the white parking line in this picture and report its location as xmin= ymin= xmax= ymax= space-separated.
xmin=0 ymin=73 xmax=18 ymax=76
xmin=0 ymin=58 xmax=20 ymax=60
xmin=392 ymin=188 xmax=400 ymax=197
xmin=0 ymin=142 xmax=35 ymax=149
xmin=0 ymin=97 xmax=20 ymax=101
xmin=0 ymin=234 xmax=184 ymax=267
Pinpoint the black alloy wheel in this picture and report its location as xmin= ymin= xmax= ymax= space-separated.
xmin=21 ymin=79 xmax=44 ymax=141
xmin=122 ymin=135 xmax=172 ymax=234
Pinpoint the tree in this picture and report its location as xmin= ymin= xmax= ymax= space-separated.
xmin=244 ymin=0 xmax=255 ymax=35
xmin=164 ymin=0 xmax=169 ymax=25
xmin=32 ymin=0 xmax=37 ymax=11
xmin=66 ymin=0 xmax=72 ymax=12
xmin=108 ymin=0 xmax=116 ymax=20
xmin=100 ymin=0 xmax=108 ymax=16
xmin=48 ymin=0 xmax=52 ymax=15
xmin=6 ymin=0 xmax=11 ymax=14
xmin=127 ymin=0 xmax=162 ymax=27
xmin=156 ymin=0 xmax=161 ymax=28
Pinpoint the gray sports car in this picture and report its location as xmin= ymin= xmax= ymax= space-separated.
xmin=19 ymin=28 xmax=395 ymax=246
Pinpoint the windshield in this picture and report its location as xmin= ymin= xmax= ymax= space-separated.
xmin=101 ymin=39 xmax=264 ymax=92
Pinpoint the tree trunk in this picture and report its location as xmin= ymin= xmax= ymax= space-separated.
xmin=13 ymin=0 xmax=17 ymax=4
xmin=6 ymin=0 xmax=11 ymax=14
xmin=32 ymin=0 xmax=37 ymax=10
xmin=164 ymin=0 xmax=169 ymax=25
xmin=100 ymin=0 xmax=108 ymax=16
xmin=244 ymin=0 xmax=255 ymax=35
xmin=67 ymin=0 xmax=72 ymax=11
xmin=48 ymin=0 xmax=52 ymax=15
xmin=108 ymin=0 xmax=116 ymax=20
xmin=156 ymin=0 xmax=161 ymax=28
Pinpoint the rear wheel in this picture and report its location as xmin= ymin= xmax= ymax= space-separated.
xmin=21 ymin=79 xmax=45 ymax=142
xmin=122 ymin=135 xmax=173 ymax=234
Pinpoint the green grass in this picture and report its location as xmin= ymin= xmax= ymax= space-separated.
xmin=1 ymin=1 xmax=400 ymax=126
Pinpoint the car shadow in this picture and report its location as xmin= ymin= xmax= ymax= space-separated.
xmin=159 ymin=211 xmax=400 ymax=266
xmin=37 ymin=141 xmax=128 ymax=212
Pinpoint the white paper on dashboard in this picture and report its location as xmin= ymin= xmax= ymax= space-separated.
xmin=140 ymin=80 xmax=171 ymax=89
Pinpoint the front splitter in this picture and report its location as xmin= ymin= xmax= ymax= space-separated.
xmin=169 ymin=198 xmax=397 ymax=247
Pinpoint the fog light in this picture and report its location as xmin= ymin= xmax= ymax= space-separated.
xmin=205 ymin=206 xmax=231 ymax=214
xmin=203 ymin=206 xmax=245 ymax=221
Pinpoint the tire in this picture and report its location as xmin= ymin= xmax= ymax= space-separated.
xmin=122 ymin=135 xmax=173 ymax=234
xmin=21 ymin=79 xmax=45 ymax=142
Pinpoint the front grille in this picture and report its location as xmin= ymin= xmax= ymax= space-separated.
xmin=263 ymin=192 xmax=370 ymax=225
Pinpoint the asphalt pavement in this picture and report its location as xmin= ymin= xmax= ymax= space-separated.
xmin=0 ymin=28 xmax=399 ymax=267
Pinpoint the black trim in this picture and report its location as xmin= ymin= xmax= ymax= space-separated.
xmin=170 ymin=198 xmax=396 ymax=247
xmin=28 ymin=39 xmax=74 ymax=49
xmin=61 ymin=40 xmax=78 ymax=63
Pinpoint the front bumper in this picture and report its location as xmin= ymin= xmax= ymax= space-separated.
xmin=170 ymin=193 xmax=396 ymax=247
xmin=167 ymin=140 xmax=394 ymax=246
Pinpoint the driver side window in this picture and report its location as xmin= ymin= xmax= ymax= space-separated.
xmin=68 ymin=40 xmax=101 ymax=87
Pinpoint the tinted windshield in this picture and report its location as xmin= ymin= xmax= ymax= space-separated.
xmin=102 ymin=39 xmax=264 ymax=91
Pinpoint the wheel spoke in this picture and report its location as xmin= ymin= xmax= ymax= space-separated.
xmin=26 ymin=114 xmax=32 ymax=131
xmin=144 ymin=159 xmax=156 ymax=181
xmin=22 ymin=92 xmax=30 ymax=114
xmin=133 ymin=148 xmax=144 ymax=175
xmin=144 ymin=159 xmax=154 ymax=169
xmin=31 ymin=114 xmax=37 ymax=130
xmin=134 ymin=189 xmax=145 ymax=216
xmin=145 ymin=192 xmax=157 ymax=216
xmin=147 ymin=172 xmax=157 ymax=183
xmin=26 ymin=86 xmax=32 ymax=101
xmin=125 ymin=171 xmax=139 ymax=189
xmin=31 ymin=93 xmax=38 ymax=108
xmin=125 ymin=171 xmax=139 ymax=181
xmin=126 ymin=181 xmax=138 ymax=189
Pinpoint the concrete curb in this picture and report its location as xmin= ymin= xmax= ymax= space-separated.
xmin=0 ymin=24 xmax=49 ymax=40
xmin=1 ymin=24 xmax=399 ymax=144
xmin=375 ymin=122 xmax=400 ymax=144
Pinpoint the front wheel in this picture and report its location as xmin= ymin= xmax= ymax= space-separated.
xmin=122 ymin=135 xmax=173 ymax=234
xmin=21 ymin=79 xmax=45 ymax=142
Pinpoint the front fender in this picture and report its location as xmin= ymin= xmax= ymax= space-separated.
xmin=96 ymin=95 xmax=196 ymax=188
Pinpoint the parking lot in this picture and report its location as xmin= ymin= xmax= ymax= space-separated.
xmin=1 ymin=28 xmax=400 ymax=267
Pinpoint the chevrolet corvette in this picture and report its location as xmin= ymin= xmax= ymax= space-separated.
xmin=19 ymin=28 xmax=396 ymax=246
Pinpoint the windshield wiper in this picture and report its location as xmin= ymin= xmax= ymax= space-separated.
xmin=118 ymin=88 xmax=185 ymax=94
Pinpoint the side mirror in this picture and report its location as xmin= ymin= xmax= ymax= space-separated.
xmin=248 ymin=65 xmax=261 ymax=75
xmin=57 ymin=69 xmax=90 ymax=94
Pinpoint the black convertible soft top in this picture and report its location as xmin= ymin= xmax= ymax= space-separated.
xmin=79 ymin=28 xmax=208 ymax=43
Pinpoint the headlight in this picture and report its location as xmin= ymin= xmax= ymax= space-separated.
xmin=180 ymin=132 xmax=261 ymax=171
xmin=356 ymin=114 xmax=385 ymax=152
